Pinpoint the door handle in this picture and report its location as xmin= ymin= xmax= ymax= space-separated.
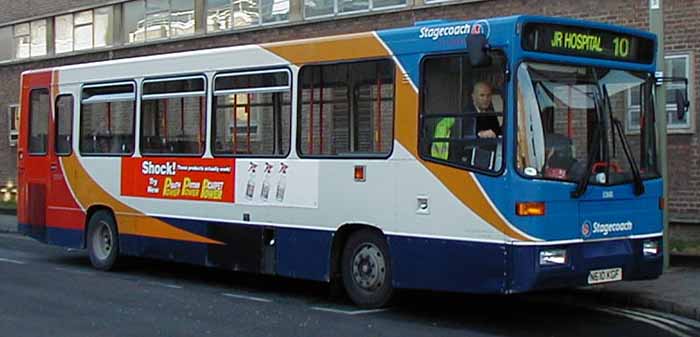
xmin=50 ymin=163 xmax=57 ymax=171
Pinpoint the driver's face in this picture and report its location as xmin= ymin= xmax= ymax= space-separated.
xmin=472 ymin=85 xmax=493 ymax=111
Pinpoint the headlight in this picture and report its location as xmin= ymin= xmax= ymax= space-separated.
xmin=539 ymin=249 xmax=567 ymax=266
xmin=643 ymin=239 xmax=660 ymax=256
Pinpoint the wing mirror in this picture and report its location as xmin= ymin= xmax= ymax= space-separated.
xmin=656 ymin=76 xmax=690 ymax=120
xmin=467 ymin=34 xmax=492 ymax=67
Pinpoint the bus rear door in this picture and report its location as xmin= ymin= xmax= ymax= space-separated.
xmin=18 ymin=71 xmax=52 ymax=241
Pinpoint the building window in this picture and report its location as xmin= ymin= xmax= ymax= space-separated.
xmin=8 ymin=104 xmax=19 ymax=147
xmin=124 ymin=0 xmax=195 ymax=44
xmin=206 ymin=0 xmax=288 ymax=32
xmin=0 ymin=27 xmax=13 ymax=61
xmin=14 ymin=20 xmax=49 ymax=59
xmin=628 ymin=54 xmax=693 ymax=132
xmin=304 ymin=0 xmax=405 ymax=19
xmin=55 ymin=7 xmax=113 ymax=54
xmin=80 ymin=83 xmax=136 ymax=155
xmin=141 ymin=76 xmax=206 ymax=155
xmin=212 ymin=69 xmax=291 ymax=156
xmin=298 ymin=59 xmax=395 ymax=157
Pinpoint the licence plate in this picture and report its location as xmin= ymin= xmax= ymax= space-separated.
xmin=587 ymin=268 xmax=623 ymax=285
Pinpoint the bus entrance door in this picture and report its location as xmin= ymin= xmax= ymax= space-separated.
xmin=18 ymin=71 xmax=52 ymax=242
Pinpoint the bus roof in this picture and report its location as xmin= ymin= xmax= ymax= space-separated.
xmin=23 ymin=15 xmax=657 ymax=84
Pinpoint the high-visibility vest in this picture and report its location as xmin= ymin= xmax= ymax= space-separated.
xmin=431 ymin=117 xmax=455 ymax=160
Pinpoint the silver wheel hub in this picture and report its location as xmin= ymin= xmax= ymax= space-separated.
xmin=352 ymin=243 xmax=386 ymax=291
xmin=92 ymin=221 xmax=113 ymax=261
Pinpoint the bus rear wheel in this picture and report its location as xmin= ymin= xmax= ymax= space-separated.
xmin=341 ymin=229 xmax=393 ymax=308
xmin=87 ymin=210 xmax=119 ymax=271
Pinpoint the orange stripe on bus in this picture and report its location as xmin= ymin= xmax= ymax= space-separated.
xmin=60 ymin=154 xmax=223 ymax=245
xmin=263 ymin=32 xmax=389 ymax=64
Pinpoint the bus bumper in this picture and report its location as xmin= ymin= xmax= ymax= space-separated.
xmin=509 ymin=237 xmax=664 ymax=292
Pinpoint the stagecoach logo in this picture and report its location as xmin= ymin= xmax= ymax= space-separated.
xmin=418 ymin=20 xmax=490 ymax=41
xmin=581 ymin=221 xmax=592 ymax=238
xmin=582 ymin=220 xmax=634 ymax=238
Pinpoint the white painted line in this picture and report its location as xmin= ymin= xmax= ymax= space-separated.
xmin=54 ymin=267 xmax=93 ymax=275
xmin=614 ymin=308 xmax=697 ymax=334
xmin=0 ymin=257 xmax=26 ymax=265
xmin=221 ymin=293 xmax=272 ymax=303
xmin=149 ymin=281 xmax=183 ymax=289
xmin=310 ymin=306 xmax=390 ymax=315
xmin=636 ymin=308 xmax=700 ymax=330
xmin=598 ymin=308 xmax=693 ymax=337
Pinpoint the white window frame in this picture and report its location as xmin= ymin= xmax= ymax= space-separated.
xmin=665 ymin=54 xmax=693 ymax=132
xmin=626 ymin=53 xmax=694 ymax=134
xmin=8 ymin=104 xmax=19 ymax=147
xmin=303 ymin=0 xmax=406 ymax=20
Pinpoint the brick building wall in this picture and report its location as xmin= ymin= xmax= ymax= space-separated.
xmin=0 ymin=0 xmax=697 ymax=220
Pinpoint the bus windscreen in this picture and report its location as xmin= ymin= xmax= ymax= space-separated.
xmin=522 ymin=23 xmax=655 ymax=64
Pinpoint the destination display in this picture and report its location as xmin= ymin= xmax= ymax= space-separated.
xmin=522 ymin=23 xmax=655 ymax=64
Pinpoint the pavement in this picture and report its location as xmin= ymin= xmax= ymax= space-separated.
xmin=0 ymin=214 xmax=698 ymax=322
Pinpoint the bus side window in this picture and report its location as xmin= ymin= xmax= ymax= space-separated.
xmin=212 ymin=70 xmax=291 ymax=157
xmin=55 ymin=95 xmax=74 ymax=156
xmin=420 ymin=53 xmax=506 ymax=172
xmin=297 ymin=59 xmax=395 ymax=157
xmin=141 ymin=76 xmax=206 ymax=155
xmin=29 ymin=89 xmax=50 ymax=155
xmin=80 ymin=83 xmax=136 ymax=156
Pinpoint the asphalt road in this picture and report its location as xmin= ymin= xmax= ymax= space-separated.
xmin=1 ymin=233 xmax=698 ymax=337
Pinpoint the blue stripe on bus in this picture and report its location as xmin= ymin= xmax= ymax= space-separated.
xmin=19 ymin=223 xmax=83 ymax=249
xmin=20 ymin=221 xmax=662 ymax=293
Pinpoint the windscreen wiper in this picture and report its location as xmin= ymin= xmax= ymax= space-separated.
xmin=601 ymin=85 xmax=645 ymax=196
xmin=612 ymin=118 xmax=645 ymax=195
xmin=571 ymin=123 xmax=602 ymax=198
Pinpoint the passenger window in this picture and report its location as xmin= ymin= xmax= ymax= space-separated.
xmin=212 ymin=70 xmax=291 ymax=156
xmin=29 ymin=89 xmax=50 ymax=155
xmin=298 ymin=59 xmax=394 ymax=156
xmin=55 ymin=95 xmax=74 ymax=156
xmin=141 ymin=76 xmax=206 ymax=155
xmin=420 ymin=53 xmax=506 ymax=172
xmin=80 ymin=83 xmax=135 ymax=155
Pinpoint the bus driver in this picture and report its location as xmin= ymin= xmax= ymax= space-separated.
xmin=431 ymin=81 xmax=502 ymax=160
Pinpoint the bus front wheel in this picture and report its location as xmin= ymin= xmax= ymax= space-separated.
xmin=87 ymin=210 xmax=120 ymax=271
xmin=341 ymin=229 xmax=393 ymax=308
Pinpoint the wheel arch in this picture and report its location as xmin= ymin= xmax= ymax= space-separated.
xmin=329 ymin=223 xmax=388 ymax=284
xmin=83 ymin=204 xmax=116 ymax=249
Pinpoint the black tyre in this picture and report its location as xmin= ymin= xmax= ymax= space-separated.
xmin=87 ymin=210 xmax=119 ymax=271
xmin=341 ymin=229 xmax=394 ymax=308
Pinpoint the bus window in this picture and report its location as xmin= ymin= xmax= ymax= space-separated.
xmin=141 ymin=76 xmax=206 ymax=155
xmin=55 ymin=94 xmax=74 ymax=156
xmin=29 ymin=89 xmax=50 ymax=155
xmin=212 ymin=70 xmax=291 ymax=156
xmin=420 ymin=53 xmax=506 ymax=172
xmin=80 ymin=83 xmax=135 ymax=155
xmin=298 ymin=59 xmax=394 ymax=157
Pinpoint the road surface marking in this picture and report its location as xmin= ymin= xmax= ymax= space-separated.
xmin=598 ymin=307 xmax=693 ymax=337
xmin=0 ymin=257 xmax=26 ymax=265
xmin=54 ymin=267 xmax=93 ymax=275
xmin=310 ymin=307 xmax=390 ymax=315
xmin=614 ymin=308 xmax=697 ymax=334
xmin=221 ymin=293 xmax=272 ymax=303
xmin=149 ymin=281 xmax=183 ymax=289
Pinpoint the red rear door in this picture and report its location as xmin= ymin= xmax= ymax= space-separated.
xmin=18 ymin=71 xmax=52 ymax=240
